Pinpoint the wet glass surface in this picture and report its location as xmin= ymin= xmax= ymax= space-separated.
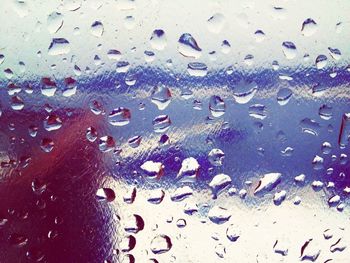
xmin=0 ymin=0 xmax=350 ymax=262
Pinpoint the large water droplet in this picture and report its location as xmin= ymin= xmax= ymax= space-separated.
xmin=338 ymin=113 xmax=350 ymax=147
xmin=178 ymin=33 xmax=202 ymax=59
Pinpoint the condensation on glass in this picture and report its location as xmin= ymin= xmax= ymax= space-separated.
xmin=0 ymin=0 xmax=350 ymax=262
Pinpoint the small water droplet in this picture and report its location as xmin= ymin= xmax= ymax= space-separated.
xmin=282 ymin=41 xmax=297 ymax=59
xmin=98 ymin=136 xmax=115 ymax=152
xmin=277 ymin=88 xmax=293 ymax=106
xmin=47 ymin=12 xmax=63 ymax=34
xmin=150 ymin=29 xmax=167 ymax=50
xmin=209 ymin=95 xmax=225 ymax=117
xmin=96 ymin=188 xmax=115 ymax=202
xmin=207 ymin=13 xmax=225 ymax=34
xmin=90 ymin=21 xmax=104 ymax=37
xmin=40 ymin=138 xmax=54 ymax=153
xmin=151 ymin=85 xmax=171 ymax=110
xmin=152 ymin=115 xmax=171 ymax=133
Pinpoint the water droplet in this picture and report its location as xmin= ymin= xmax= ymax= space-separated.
xmin=128 ymin=135 xmax=141 ymax=148
xmin=319 ymin=104 xmax=333 ymax=120
xmin=208 ymin=148 xmax=225 ymax=166
xmin=254 ymin=30 xmax=265 ymax=42
xmin=294 ymin=173 xmax=305 ymax=184
xmin=47 ymin=12 xmax=63 ymax=34
xmin=273 ymin=240 xmax=288 ymax=256
xmin=176 ymin=218 xmax=186 ymax=228
xmin=86 ymin=126 xmax=98 ymax=142
xmin=170 ymin=186 xmax=193 ymax=202
xmin=28 ymin=125 xmax=38 ymax=137
xmin=328 ymin=47 xmax=341 ymax=60
xmin=124 ymin=15 xmax=135 ymax=29
xmin=338 ymin=113 xmax=350 ymax=147
xmin=177 ymin=157 xmax=200 ymax=182
xmin=108 ymin=107 xmax=131 ymax=126
xmin=150 ymin=235 xmax=172 ymax=254
xmin=215 ymin=243 xmax=226 ymax=258
xmin=152 ymin=115 xmax=171 ymax=133
xmin=232 ymin=80 xmax=258 ymax=104
xmin=187 ymin=62 xmax=207 ymax=77
xmin=40 ymin=138 xmax=54 ymax=152
xmin=301 ymin=18 xmax=317 ymax=36
xmin=226 ymin=224 xmax=240 ymax=242
xmin=254 ymin=173 xmax=282 ymax=196
xmin=11 ymin=96 xmax=24 ymax=110
xmin=315 ymin=55 xmax=327 ymax=69
xmin=300 ymin=239 xmax=320 ymax=262
xmin=48 ymin=38 xmax=70 ymax=55
xmin=140 ymin=160 xmax=164 ymax=180
xmin=221 ymin=40 xmax=231 ymax=54
xmin=96 ymin=188 xmax=115 ymax=202
xmin=312 ymin=155 xmax=324 ymax=170
xmin=207 ymin=13 xmax=225 ymax=34
xmin=208 ymin=206 xmax=231 ymax=224
xmin=8 ymin=233 xmax=28 ymax=247
xmin=90 ymin=21 xmax=104 ymax=37
xmin=32 ymin=178 xmax=47 ymax=194
xmin=330 ymin=238 xmax=346 ymax=253
xmin=209 ymin=95 xmax=225 ymax=117
xmin=120 ymin=235 xmax=136 ymax=252
xmin=300 ymin=118 xmax=321 ymax=136
xmin=26 ymin=248 xmax=45 ymax=262
xmin=321 ymin=141 xmax=332 ymax=154
xmin=150 ymin=29 xmax=167 ymax=50
xmin=124 ymin=214 xmax=144 ymax=234
xmin=249 ymin=104 xmax=267 ymax=119
xmin=178 ymin=33 xmax=202 ymax=59
xmin=98 ymin=136 xmax=115 ymax=152
xmin=43 ymin=114 xmax=62 ymax=131
xmin=282 ymin=41 xmax=297 ymax=59
xmin=147 ymin=189 xmax=165 ymax=204
xmin=277 ymin=88 xmax=293 ymax=106
xmin=209 ymin=173 xmax=231 ymax=199
xmin=151 ymin=85 xmax=172 ymax=110
xmin=273 ymin=190 xmax=287 ymax=205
